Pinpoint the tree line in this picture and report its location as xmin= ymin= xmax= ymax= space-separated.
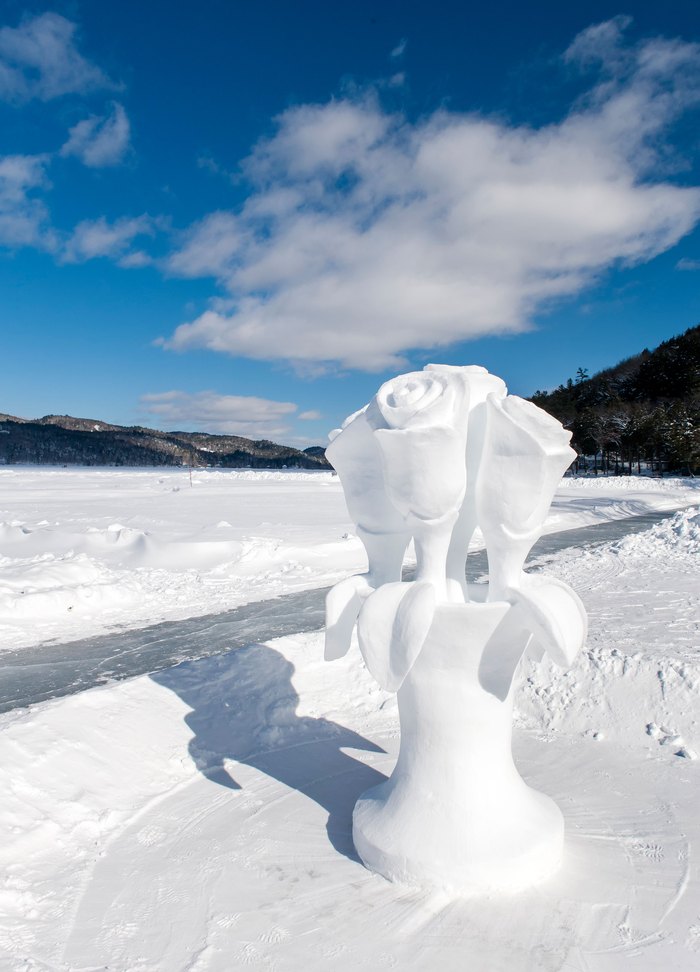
xmin=530 ymin=324 xmax=700 ymax=476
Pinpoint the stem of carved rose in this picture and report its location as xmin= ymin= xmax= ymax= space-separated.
xmin=410 ymin=513 xmax=459 ymax=603
xmin=486 ymin=532 xmax=538 ymax=602
xmin=357 ymin=527 xmax=410 ymax=587
xmin=445 ymin=507 xmax=477 ymax=604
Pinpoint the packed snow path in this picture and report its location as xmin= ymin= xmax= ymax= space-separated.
xmin=0 ymin=509 xmax=678 ymax=712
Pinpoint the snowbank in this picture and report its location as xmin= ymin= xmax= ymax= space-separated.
xmin=518 ymin=507 xmax=700 ymax=754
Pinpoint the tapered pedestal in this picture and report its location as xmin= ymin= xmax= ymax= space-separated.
xmin=353 ymin=595 xmax=564 ymax=893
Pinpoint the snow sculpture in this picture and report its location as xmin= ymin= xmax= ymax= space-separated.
xmin=325 ymin=365 xmax=587 ymax=893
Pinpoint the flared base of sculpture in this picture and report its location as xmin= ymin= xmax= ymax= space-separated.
xmin=351 ymin=598 xmax=566 ymax=894
xmin=353 ymin=779 xmax=563 ymax=894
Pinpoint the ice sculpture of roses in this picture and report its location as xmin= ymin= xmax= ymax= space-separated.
xmin=373 ymin=371 xmax=469 ymax=523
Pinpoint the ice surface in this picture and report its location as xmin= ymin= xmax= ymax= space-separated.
xmin=0 ymin=504 xmax=687 ymax=714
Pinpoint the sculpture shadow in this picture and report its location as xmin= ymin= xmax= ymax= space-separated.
xmin=152 ymin=643 xmax=387 ymax=862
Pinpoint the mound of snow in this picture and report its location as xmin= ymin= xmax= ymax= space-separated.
xmin=517 ymin=506 xmax=700 ymax=752
xmin=559 ymin=475 xmax=700 ymax=493
xmin=614 ymin=505 xmax=700 ymax=558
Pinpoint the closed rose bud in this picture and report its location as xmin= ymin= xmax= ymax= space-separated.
xmin=476 ymin=393 xmax=576 ymax=600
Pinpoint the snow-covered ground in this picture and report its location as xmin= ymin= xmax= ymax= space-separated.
xmin=0 ymin=467 xmax=347 ymax=652
xmin=0 ymin=466 xmax=697 ymax=652
xmin=1 ymin=469 xmax=699 ymax=970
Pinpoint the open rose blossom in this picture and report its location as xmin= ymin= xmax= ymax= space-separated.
xmin=373 ymin=371 xmax=468 ymax=522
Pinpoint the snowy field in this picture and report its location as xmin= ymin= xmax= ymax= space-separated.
xmin=0 ymin=465 xmax=697 ymax=652
xmin=1 ymin=468 xmax=699 ymax=970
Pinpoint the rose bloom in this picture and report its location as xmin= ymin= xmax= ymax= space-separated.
xmin=373 ymin=370 xmax=469 ymax=524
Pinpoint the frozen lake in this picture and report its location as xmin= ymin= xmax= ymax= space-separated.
xmin=0 ymin=509 xmax=677 ymax=712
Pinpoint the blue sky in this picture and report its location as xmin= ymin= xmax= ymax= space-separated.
xmin=1 ymin=1 xmax=699 ymax=445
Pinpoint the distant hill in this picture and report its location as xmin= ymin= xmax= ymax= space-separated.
xmin=0 ymin=413 xmax=330 ymax=470
xmin=530 ymin=324 xmax=700 ymax=475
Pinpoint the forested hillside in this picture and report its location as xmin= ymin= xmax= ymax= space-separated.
xmin=530 ymin=324 xmax=700 ymax=475
xmin=0 ymin=414 xmax=330 ymax=470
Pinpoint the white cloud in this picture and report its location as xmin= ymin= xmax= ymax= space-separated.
xmin=61 ymin=215 xmax=154 ymax=264
xmin=298 ymin=410 xmax=322 ymax=420
xmin=162 ymin=21 xmax=700 ymax=372
xmin=117 ymin=250 xmax=152 ymax=269
xmin=61 ymin=102 xmax=131 ymax=168
xmin=0 ymin=12 xmax=115 ymax=103
xmin=563 ymin=15 xmax=633 ymax=73
xmin=0 ymin=154 xmax=55 ymax=250
xmin=165 ymin=211 xmax=245 ymax=278
xmin=390 ymin=39 xmax=407 ymax=59
xmin=676 ymin=258 xmax=700 ymax=271
xmin=139 ymin=391 xmax=299 ymax=438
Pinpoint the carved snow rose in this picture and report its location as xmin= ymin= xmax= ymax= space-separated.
xmin=324 ymin=399 xmax=412 ymax=661
xmin=375 ymin=370 xmax=467 ymax=431
xmin=325 ymin=401 xmax=407 ymax=543
xmin=479 ymin=393 xmax=575 ymax=535
xmin=477 ymin=393 xmax=576 ymax=599
xmin=372 ymin=371 xmax=469 ymax=525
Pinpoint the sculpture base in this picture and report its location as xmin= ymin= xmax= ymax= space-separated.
xmin=353 ymin=780 xmax=563 ymax=895
xmin=352 ymin=597 xmax=565 ymax=894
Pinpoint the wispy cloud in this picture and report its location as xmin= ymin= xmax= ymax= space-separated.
xmin=162 ymin=20 xmax=700 ymax=372
xmin=61 ymin=215 xmax=155 ymax=264
xmin=139 ymin=390 xmax=299 ymax=438
xmin=165 ymin=211 xmax=244 ymax=278
xmin=117 ymin=250 xmax=152 ymax=269
xmin=0 ymin=154 xmax=55 ymax=250
xmin=298 ymin=410 xmax=322 ymax=420
xmin=390 ymin=38 xmax=407 ymax=59
xmin=0 ymin=12 xmax=116 ymax=103
xmin=563 ymin=15 xmax=633 ymax=72
xmin=676 ymin=257 xmax=700 ymax=271
xmin=61 ymin=102 xmax=131 ymax=167
xmin=197 ymin=155 xmax=237 ymax=184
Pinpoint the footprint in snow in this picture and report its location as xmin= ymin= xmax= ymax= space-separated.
xmin=646 ymin=722 xmax=698 ymax=759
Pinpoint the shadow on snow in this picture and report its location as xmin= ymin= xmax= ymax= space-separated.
xmin=152 ymin=643 xmax=386 ymax=863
